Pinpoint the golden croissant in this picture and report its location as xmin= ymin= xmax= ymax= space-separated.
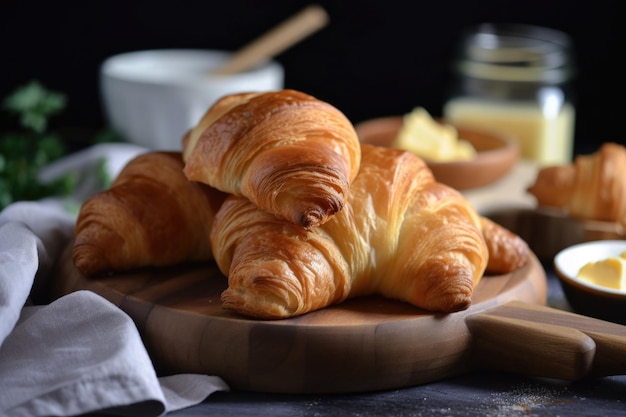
xmin=527 ymin=142 xmax=626 ymax=225
xmin=182 ymin=89 xmax=361 ymax=229
xmin=73 ymin=151 xmax=228 ymax=277
xmin=212 ymin=144 xmax=529 ymax=319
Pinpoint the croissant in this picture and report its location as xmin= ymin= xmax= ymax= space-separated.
xmin=73 ymin=151 xmax=227 ymax=277
xmin=480 ymin=216 xmax=530 ymax=274
xmin=182 ymin=89 xmax=361 ymax=228
xmin=212 ymin=144 xmax=529 ymax=319
xmin=527 ymin=142 xmax=626 ymax=225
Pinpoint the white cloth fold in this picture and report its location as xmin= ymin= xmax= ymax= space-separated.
xmin=0 ymin=291 xmax=167 ymax=417
xmin=0 ymin=144 xmax=228 ymax=417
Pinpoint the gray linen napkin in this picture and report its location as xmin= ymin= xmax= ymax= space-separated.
xmin=0 ymin=143 xmax=229 ymax=417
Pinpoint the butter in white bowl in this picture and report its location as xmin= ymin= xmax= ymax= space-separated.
xmin=576 ymin=251 xmax=626 ymax=291
xmin=554 ymin=240 xmax=626 ymax=324
xmin=555 ymin=240 xmax=626 ymax=294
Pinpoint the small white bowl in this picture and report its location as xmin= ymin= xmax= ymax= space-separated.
xmin=554 ymin=240 xmax=626 ymax=323
xmin=100 ymin=49 xmax=284 ymax=151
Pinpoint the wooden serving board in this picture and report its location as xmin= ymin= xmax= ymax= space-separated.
xmin=50 ymin=239 xmax=626 ymax=394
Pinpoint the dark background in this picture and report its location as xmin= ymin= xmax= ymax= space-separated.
xmin=1 ymin=0 xmax=622 ymax=154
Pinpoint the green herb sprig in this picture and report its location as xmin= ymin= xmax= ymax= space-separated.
xmin=0 ymin=79 xmax=127 ymax=211
xmin=0 ymin=80 xmax=79 ymax=209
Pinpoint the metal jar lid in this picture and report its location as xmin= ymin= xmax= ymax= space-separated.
xmin=453 ymin=23 xmax=575 ymax=83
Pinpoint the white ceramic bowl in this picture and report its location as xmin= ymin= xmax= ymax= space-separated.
xmin=100 ymin=49 xmax=284 ymax=150
xmin=554 ymin=240 xmax=626 ymax=324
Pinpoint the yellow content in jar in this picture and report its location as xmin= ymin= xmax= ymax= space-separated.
xmin=392 ymin=107 xmax=476 ymax=162
xmin=576 ymin=251 xmax=626 ymax=291
xmin=444 ymin=98 xmax=575 ymax=165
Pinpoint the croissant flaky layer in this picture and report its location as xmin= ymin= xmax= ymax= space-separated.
xmin=73 ymin=151 xmax=227 ymax=277
xmin=480 ymin=216 xmax=530 ymax=274
xmin=182 ymin=89 xmax=361 ymax=229
xmin=213 ymin=145 xmax=528 ymax=319
xmin=528 ymin=142 xmax=626 ymax=225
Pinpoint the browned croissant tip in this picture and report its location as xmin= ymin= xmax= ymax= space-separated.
xmin=300 ymin=213 xmax=322 ymax=229
xmin=300 ymin=204 xmax=343 ymax=229
xmin=437 ymin=297 xmax=472 ymax=313
xmin=423 ymin=289 xmax=473 ymax=313
xmin=221 ymin=288 xmax=294 ymax=320
xmin=526 ymin=164 xmax=576 ymax=208
xmin=72 ymin=243 xmax=110 ymax=277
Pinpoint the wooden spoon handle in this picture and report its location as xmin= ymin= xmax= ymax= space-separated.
xmin=212 ymin=5 xmax=329 ymax=76
xmin=466 ymin=301 xmax=626 ymax=379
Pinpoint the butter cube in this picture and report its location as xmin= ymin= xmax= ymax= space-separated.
xmin=392 ymin=107 xmax=476 ymax=162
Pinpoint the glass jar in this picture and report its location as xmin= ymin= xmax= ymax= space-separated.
xmin=443 ymin=23 xmax=576 ymax=165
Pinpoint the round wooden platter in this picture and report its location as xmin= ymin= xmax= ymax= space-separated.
xmin=50 ymin=240 xmax=626 ymax=394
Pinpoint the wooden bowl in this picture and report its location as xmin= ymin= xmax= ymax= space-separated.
xmin=554 ymin=240 xmax=626 ymax=324
xmin=354 ymin=116 xmax=519 ymax=190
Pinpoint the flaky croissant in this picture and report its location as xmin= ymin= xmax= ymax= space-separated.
xmin=73 ymin=151 xmax=227 ymax=277
xmin=527 ymin=142 xmax=626 ymax=225
xmin=182 ymin=89 xmax=361 ymax=229
xmin=211 ymin=144 xmax=529 ymax=319
xmin=480 ymin=216 xmax=529 ymax=274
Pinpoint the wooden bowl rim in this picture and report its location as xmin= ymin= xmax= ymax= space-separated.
xmin=354 ymin=115 xmax=519 ymax=190
xmin=354 ymin=115 xmax=518 ymax=159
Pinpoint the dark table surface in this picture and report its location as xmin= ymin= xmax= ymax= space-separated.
xmin=168 ymin=266 xmax=626 ymax=417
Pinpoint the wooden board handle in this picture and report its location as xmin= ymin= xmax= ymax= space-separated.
xmin=467 ymin=301 xmax=626 ymax=379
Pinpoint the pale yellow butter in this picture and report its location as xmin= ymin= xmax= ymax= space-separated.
xmin=576 ymin=254 xmax=626 ymax=291
xmin=392 ymin=107 xmax=476 ymax=162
